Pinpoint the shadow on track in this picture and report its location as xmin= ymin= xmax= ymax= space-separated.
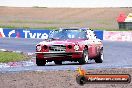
xmin=44 ymin=62 xmax=96 ymax=66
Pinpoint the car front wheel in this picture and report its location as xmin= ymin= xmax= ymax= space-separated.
xmin=36 ymin=58 xmax=46 ymax=66
xmin=95 ymin=49 xmax=103 ymax=63
xmin=78 ymin=49 xmax=88 ymax=65
xmin=54 ymin=61 xmax=62 ymax=65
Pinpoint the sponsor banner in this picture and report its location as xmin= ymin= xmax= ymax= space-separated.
xmin=0 ymin=28 xmax=103 ymax=40
xmin=0 ymin=28 xmax=5 ymax=38
xmin=104 ymin=31 xmax=132 ymax=41
xmin=94 ymin=30 xmax=103 ymax=40
xmin=2 ymin=28 xmax=51 ymax=39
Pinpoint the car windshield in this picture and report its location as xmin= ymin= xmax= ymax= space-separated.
xmin=49 ymin=29 xmax=87 ymax=40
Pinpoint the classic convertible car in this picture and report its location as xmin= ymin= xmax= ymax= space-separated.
xmin=35 ymin=28 xmax=103 ymax=66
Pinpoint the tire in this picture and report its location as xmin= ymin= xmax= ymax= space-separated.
xmin=76 ymin=75 xmax=87 ymax=85
xmin=36 ymin=58 xmax=46 ymax=66
xmin=54 ymin=61 xmax=62 ymax=65
xmin=78 ymin=49 xmax=88 ymax=65
xmin=95 ymin=49 xmax=103 ymax=63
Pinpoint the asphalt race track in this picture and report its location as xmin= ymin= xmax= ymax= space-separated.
xmin=0 ymin=38 xmax=132 ymax=72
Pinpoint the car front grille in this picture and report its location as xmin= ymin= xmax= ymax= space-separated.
xmin=49 ymin=45 xmax=66 ymax=52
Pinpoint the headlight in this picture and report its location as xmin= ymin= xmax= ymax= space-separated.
xmin=36 ymin=45 xmax=41 ymax=51
xmin=74 ymin=45 xmax=79 ymax=51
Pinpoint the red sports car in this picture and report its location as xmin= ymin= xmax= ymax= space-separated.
xmin=35 ymin=28 xmax=103 ymax=66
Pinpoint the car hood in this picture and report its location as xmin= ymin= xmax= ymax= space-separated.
xmin=38 ymin=39 xmax=86 ymax=45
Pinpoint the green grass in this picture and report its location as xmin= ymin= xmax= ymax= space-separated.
xmin=0 ymin=25 xmax=132 ymax=31
xmin=91 ymin=27 xmax=132 ymax=31
xmin=0 ymin=25 xmax=30 ymax=29
xmin=0 ymin=51 xmax=29 ymax=63
xmin=0 ymin=25 xmax=58 ymax=29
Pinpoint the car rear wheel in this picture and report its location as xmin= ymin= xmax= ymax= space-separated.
xmin=36 ymin=58 xmax=46 ymax=66
xmin=78 ymin=49 xmax=88 ymax=65
xmin=54 ymin=61 xmax=62 ymax=65
xmin=95 ymin=49 xmax=103 ymax=63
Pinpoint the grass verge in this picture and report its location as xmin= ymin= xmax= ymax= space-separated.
xmin=0 ymin=25 xmax=58 ymax=30
xmin=0 ymin=51 xmax=30 ymax=63
xmin=0 ymin=25 xmax=132 ymax=31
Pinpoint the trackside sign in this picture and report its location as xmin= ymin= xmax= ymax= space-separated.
xmin=0 ymin=28 xmax=103 ymax=40
xmin=23 ymin=30 xmax=49 ymax=39
xmin=0 ymin=28 xmax=51 ymax=39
